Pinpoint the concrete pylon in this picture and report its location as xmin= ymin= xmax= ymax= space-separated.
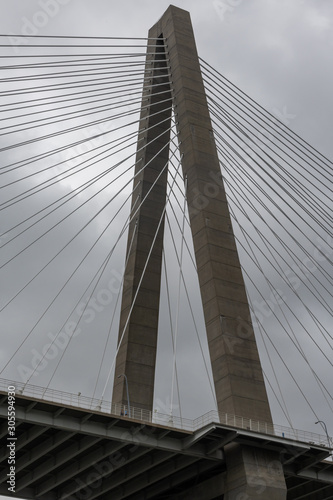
xmin=113 ymin=3 xmax=273 ymax=422
xmin=113 ymin=6 xmax=287 ymax=497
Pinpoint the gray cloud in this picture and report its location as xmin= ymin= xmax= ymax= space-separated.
xmin=0 ymin=5 xmax=332 ymax=497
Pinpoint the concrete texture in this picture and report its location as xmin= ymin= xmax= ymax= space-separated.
xmin=224 ymin=443 xmax=287 ymax=499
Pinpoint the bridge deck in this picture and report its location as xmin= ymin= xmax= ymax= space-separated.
xmin=0 ymin=386 xmax=332 ymax=499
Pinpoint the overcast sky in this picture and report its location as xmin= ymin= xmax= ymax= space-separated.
xmin=0 ymin=1 xmax=332 ymax=497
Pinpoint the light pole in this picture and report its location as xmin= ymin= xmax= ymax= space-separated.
xmin=117 ymin=374 xmax=131 ymax=418
xmin=315 ymin=420 xmax=332 ymax=457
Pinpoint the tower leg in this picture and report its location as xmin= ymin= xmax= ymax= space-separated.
xmin=112 ymin=36 xmax=172 ymax=412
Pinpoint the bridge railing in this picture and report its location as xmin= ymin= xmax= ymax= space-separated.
xmin=0 ymin=377 xmax=331 ymax=449
xmin=192 ymin=409 xmax=332 ymax=448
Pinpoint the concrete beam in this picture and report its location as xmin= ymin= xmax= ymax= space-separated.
xmin=182 ymin=424 xmax=217 ymax=449
xmin=0 ymin=405 xmax=218 ymax=460
xmin=171 ymin=472 xmax=226 ymax=500
xmin=52 ymin=446 xmax=150 ymax=499
xmin=26 ymin=401 xmax=37 ymax=412
xmin=0 ymin=484 xmax=56 ymax=500
xmin=0 ymin=430 xmax=75 ymax=482
xmin=286 ymin=481 xmax=333 ymax=500
xmin=206 ymin=430 xmax=238 ymax=454
xmin=16 ymin=435 xmax=102 ymax=492
xmin=87 ymin=454 xmax=199 ymax=500
xmin=53 ymin=407 xmax=65 ymax=417
xmin=283 ymin=447 xmax=315 ymax=465
xmin=284 ymin=463 xmax=333 ymax=484
xmin=0 ymin=424 xmax=47 ymax=463
xmin=128 ymin=459 xmax=220 ymax=499
xmin=294 ymin=452 xmax=331 ymax=471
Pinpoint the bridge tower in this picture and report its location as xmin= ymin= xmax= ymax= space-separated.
xmin=113 ymin=5 xmax=287 ymax=498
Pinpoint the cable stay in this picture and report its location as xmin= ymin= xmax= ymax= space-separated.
xmin=211 ymin=115 xmax=333 ymax=240
xmin=1 ymin=126 xmax=181 ymax=382
xmin=0 ymin=57 xmax=169 ymax=71
xmin=91 ymin=217 xmax=139 ymax=401
xmin=0 ymin=88 xmax=171 ymax=128
xmin=207 ymin=98 xmax=333 ymax=222
xmin=0 ymin=90 xmax=170 ymax=178
xmin=0 ymin=63 xmax=170 ymax=84
xmin=224 ymin=175 xmax=333 ymax=344
xmin=0 ymin=114 xmax=174 ymax=248
xmin=213 ymin=132 xmax=333 ymax=282
xmin=209 ymin=113 xmax=333 ymax=240
xmin=162 ymin=249 xmax=183 ymax=421
xmin=1 ymin=41 xmax=331 ymax=429
xmin=218 ymin=145 xmax=333 ymax=295
xmin=239 ymin=242 xmax=333 ymax=387
xmin=39 ymin=203 xmax=141 ymax=397
xmin=1 ymin=131 xmax=178 ymax=377
xmin=200 ymin=57 xmax=333 ymax=172
xmin=218 ymin=146 xmax=333 ymax=308
xmin=248 ymin=296 xmax=323 ymax=423
xmin=227 ymin=194 xmax=333 ymax=411
xmin=0 ymin=123 xmax=176 ymax=307
xmin=0 ymin=103 xmax=172 ymax=158
xmin=169 ymin=175 xmax=188 ymax=420
xmin=0 ymin=116 xmax=172 ymax=243
xmin=164 ymin=210 xmax=217 ymax=410
xmin=0 ymin=80 xmax=168 ymax=114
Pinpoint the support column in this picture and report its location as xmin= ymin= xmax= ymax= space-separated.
xmin=112 ymin=36 xmax=172 ymax=411
xmin=224 ymin=444 xmax=286 ymax=500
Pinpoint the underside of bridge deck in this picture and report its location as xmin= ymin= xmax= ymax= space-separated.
xmin=0 ymin=392 xmax=332 ymax=500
